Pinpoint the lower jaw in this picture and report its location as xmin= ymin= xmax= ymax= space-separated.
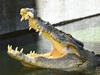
xmin=7 ymin=45 xmax=67 ymax=60
xmin=7 ymin=45 xmax=86 ymax=71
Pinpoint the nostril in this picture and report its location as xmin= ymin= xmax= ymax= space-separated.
xmin=27 ymin=12 xmax=34 ymax=18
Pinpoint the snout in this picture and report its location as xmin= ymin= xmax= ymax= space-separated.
xmin=20 ymin=8 xmax=34 ymax=22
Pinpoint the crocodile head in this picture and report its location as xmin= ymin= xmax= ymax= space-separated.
xmin=7 ymin=8 xmax=87 ymax=69
xmin=19 ymin=8 xmax=74 ymax=58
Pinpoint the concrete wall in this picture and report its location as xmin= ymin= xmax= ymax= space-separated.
xmin=36 ymin=0 xmax=100 ymax=54
xmin=56 ymin=16 xmax=100 ymax=54
xmin=36 ymin=0 xmax=100 ymax=23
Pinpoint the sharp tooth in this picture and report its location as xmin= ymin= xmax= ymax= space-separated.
xmin=8 ymin=45 xmax=10 ymax=49
xmin=20 ymin=17 xmax=24 ymax=22
xmin=29 ymin=27 xmax=32 ymax=30
xmin=10 ymin=45 xmax=12 ymax=49
xmin=36 ymin=29 xmax=39 ymax=32
xmin=20 ymin=48 xmax=23 ymax=53
xmin=39 ymin=31 xmax=42 ymax=36
xmin=15 ymin=47 xmax=18 ymax=52
xmin=8 ymin=45 xmax=12 ymax=51
xmin=8 ymin=45 xmax=10 ymax=50
xmin=30 ymin=51 xmax=32 ymax=54
xmin=32 ymin=51 xmax=35 ymax=54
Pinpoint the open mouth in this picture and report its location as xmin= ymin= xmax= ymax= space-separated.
xmin=7 ymin=26 xmax=67 ymax=60
xmin=7 ymin=8 xmax=85 ymax=69
xmin=7 ymin=8 xmax=78 ymax=61
xmin=7 ymin=19 xmax=67 ymax=60
xmin=7 ymin=45 xmax=50 ymax=59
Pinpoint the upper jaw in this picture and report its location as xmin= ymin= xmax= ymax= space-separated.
xmin=20 ymin=14 xmax=29 ymax=22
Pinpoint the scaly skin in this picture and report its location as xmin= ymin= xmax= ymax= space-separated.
xmin=7 ymin=8 xmax=100 ymax=73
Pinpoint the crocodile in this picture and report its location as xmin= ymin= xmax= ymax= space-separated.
xmin=7 ymin=8 xmax=100 ymax=73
